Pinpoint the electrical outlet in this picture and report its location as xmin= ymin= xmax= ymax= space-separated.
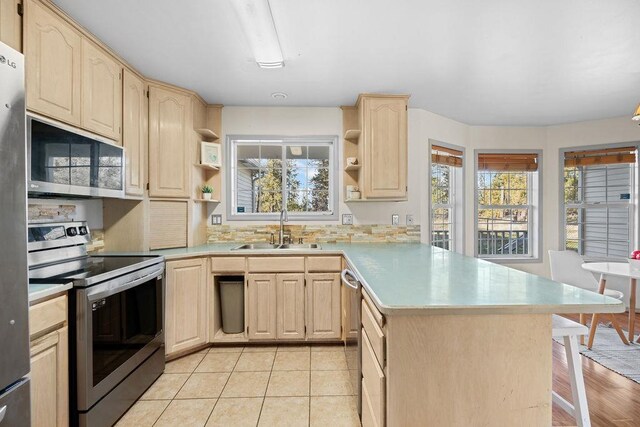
xmin=342 ymin=214 xmax=353 ymax=225
xmin=406 ymin=214 xmax=414 ymax=225
xmin=211 ymin=214 xmax=222 ymax=225
xmin=392 ymin=214 xmax=399 ymax=225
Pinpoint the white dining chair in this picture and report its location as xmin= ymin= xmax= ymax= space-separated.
xmin=548 ymin=250 xmax=627 ymax=346
xmin=552 ymin=315 xmax=591 ymax=427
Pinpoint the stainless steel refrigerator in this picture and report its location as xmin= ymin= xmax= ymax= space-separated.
xmin=0 ymin=41 xmax=31 ymax=426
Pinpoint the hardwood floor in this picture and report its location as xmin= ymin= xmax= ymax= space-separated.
xmin=552 ymin=311 xmax=640 ymax=426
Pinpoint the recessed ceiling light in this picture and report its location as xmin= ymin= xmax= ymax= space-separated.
xmin=271 ymin=92 xmax=288 ymax=99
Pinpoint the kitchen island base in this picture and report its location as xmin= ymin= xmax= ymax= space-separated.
xmin=383 ymin=313 xmax=551 ymax=426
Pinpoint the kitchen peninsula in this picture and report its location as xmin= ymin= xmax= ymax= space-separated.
xmin=146 ymin=242 xmax=623 ymax=426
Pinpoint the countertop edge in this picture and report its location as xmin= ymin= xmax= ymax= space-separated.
xmin=29 ymin=283 xmax=73 ymax=304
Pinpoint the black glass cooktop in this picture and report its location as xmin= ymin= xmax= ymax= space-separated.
xmin=29 ymin=255 xmax=162 ymax=286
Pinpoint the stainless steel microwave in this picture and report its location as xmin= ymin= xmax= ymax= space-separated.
xmin=27 ymin=114 xmax=125 ymax=198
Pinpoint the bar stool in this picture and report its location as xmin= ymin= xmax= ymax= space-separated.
xmin=552 ymin=314 xmax=591 ymax=427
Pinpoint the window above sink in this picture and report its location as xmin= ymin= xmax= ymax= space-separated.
xmin=227 ymin=136 xmax=339 ymax=221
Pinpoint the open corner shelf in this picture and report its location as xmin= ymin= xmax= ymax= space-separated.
xmin=212 ymin=328 xmax=247 ymax=343
xmin=193 ymin=198 xmax=220 ymax=203
xmin=194 ymin=163 xmax=220 ymax=171
xmin=196 ymin=128 xmax=220 ymax=140
xmin=344 ymin=129 xmax=361 ymax=140
xmin=344 ymin=164 xmax=361 ymax=171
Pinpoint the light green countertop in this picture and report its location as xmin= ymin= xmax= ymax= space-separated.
xmin=145 ymin=243 xmax=624 ymax=316
xmin=29 ymin=283 xmax=72 ymax=304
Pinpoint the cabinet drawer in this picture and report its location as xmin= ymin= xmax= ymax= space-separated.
xmin=362 ymin=378 xmax=382 ymax=427
xmin=211 ymin=256 xmax=246 ymax=273
xmin=306 ymin=256 xmax=342 ymax=272
xmin=362 ymin=300 xmax=385 ymax=368
xmin=248 ymin=257 xmax=305 ymax=273
xmin=362 ymin=328 xmax=385 ymax=427
xmin=362 ymin=290 xmax=385 ymax=328
xmin=29 ymin=295 xmax=67 ymax=339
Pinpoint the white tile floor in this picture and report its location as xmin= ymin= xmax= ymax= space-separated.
xmin=115 ymin=344 xmax=361 ymax=427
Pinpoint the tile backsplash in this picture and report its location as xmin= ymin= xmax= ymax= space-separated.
xmin=207 ymin=224 xmax=421 ymax=244
xmin=28 ymin=203 xmax=77 ymax=222
xmin=28 ymin=202 xmax=104 ymax=253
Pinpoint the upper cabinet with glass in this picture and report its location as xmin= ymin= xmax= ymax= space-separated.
xmin=228 ymin=137 xmax=337 ymax=220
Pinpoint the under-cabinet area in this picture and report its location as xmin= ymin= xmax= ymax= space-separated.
xmin=165 ymin=255 xmax=350 ymax=359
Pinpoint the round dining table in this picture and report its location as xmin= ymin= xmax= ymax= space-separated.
xmin=582 ymin=262 xmax=639 ymax=343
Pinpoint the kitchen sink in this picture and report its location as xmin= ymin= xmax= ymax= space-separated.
xmin=232 ymin=243 xmax=322 ymax=250
xmin=232 ymin=243 xmax=281 ymax=250
xmin=278 ymin=243 xmax=322 ymax=250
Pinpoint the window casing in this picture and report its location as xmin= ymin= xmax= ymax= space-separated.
xmin=474 ymin=151 xmax=541 ymax=261
xmin=562 ymin=145 xmax=637 ymax=260
xmin=430 ymin=143 xmax=464 ymax=252
xmin=227 ymin=136 xmax=338 ymax=220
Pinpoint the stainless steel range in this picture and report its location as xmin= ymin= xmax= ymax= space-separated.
xmin=28 ymin=221 xmax=165 ymax=427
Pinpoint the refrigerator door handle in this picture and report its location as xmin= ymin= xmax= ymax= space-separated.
xmin=0 ymin=405 xmax=7 ymax=423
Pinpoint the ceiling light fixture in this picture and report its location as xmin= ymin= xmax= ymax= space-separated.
xmin=271 ymin=92 xmax=287 ymax=99
xmin=633 ymin=104 xmax=640 ymax=122
xmin=230 ymin=0 xmax=284 ymax=69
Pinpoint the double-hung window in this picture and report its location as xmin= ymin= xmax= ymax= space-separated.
xmin=430 ymin=143 xmax=464 ymax=251
xmin=228 ymin=136 xmax=338 ymax=220
xmin=562 ymin=145 xmax=637 ymax=260
xmin=475 ymin=151 xmax=541 ymax=260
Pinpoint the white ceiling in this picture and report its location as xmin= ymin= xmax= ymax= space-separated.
xmin=52 ymin=0 xmax=640 ymax=126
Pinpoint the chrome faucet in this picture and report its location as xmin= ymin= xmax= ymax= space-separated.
xmin=279 ymin=208 xmax=289 ymax=244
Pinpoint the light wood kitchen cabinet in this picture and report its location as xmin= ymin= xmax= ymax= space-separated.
xmin=0 ymin=0 xmax=22 ymax=51
xmin=24 ymin=0 xmax=82 ymax=126
xmin=165 ymin=258 xmax=208 ymax=356
xmin=247 ymin=274 xmax=277 ymax=340
xmin=306 ymin=272 xmax=342 ymax=340
xmin=343 ymin=94 xmax=409 ymax=201
xmin=148 ymin=85 xmax=192 ymax=198
xmin=30 ymin=326 xmax=68 ymax=427
xmin=122 ymin=69 xmax=146 ymax=197
xmin=276 ymin=273 xmax=305 ymax=340
xmin=360 ymin=94 xmax=408 ymax=199
xmin=29 ymin=294 xmax=69 ymax=427
xmin=81 ymin=39 xmax=122 ymax=141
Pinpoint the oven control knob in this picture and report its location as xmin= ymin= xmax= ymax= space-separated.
xmin=78 ymin=226 xmax=88 ymax=235
xmin=66 ymin=227 xmax=78 ymax=237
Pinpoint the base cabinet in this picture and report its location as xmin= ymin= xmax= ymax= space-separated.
xmin=30 ymin=327 xmax=68 ymax=427
xmin=247 ymin=274 xmax=278 ymax=340
xmin=165 ymin=258 xmax=208 ymax=356
xmin=276 ymin=273 xmax=305 ymax=340
xmin=306 ymin=273 xmax=342 ymax=340
xmin=29 ymin=294 xmax=69 ymax=427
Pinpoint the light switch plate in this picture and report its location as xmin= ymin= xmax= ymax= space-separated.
xmin=211 ymin=214 xmax=222 ymax=225
xmin=392 ymin=214 xmax=399 ymax=225
xmin=406 ymin=214 xmax=414 ymax=225
xmin=342 ymin=214 xmax=353 ymax=225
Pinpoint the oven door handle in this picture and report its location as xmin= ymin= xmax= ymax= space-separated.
xmin=341 ymin=269 xmax=360 ymax=290
xmin=86 ymin=264 xmax=164 ymax=302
